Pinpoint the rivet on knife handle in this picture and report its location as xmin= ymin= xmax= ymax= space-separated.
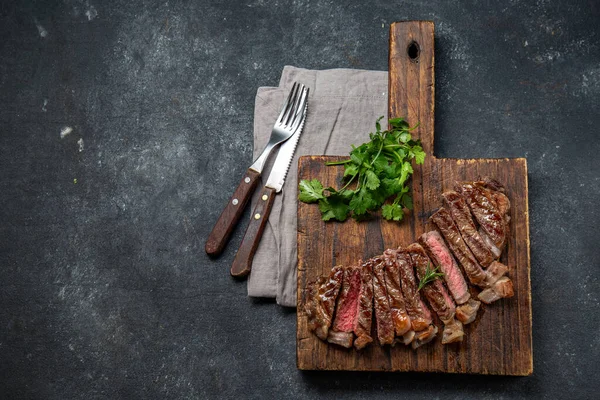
xmin=231 ymin=187 xmax=276 ymax=277
xmin=205 ymin=168 xmax=261 ymax=256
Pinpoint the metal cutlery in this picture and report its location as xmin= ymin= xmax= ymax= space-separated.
xmin=230 ymin=99 xmax=308 ymax=277
xmin=205 ymin=82 xmax=309 ymax=256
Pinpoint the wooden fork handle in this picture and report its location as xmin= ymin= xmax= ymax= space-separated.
xmin=205 ymin=169 xmax=261 ymax=256
xmin=231 ymin=187 xmax=276 ymax=278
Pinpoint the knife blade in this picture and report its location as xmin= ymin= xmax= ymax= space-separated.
xmin=230 ymin=100 xmax=308 ymax=278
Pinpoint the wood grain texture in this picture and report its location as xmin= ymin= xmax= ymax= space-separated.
xmin=205 ymin=168 xmax=261 ymax=256
xmin=296 ymin=21 xmax=532 ymax=375
xmin=231 ymin=186 xmax=276 ymax=277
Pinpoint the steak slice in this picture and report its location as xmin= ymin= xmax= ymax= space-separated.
xmin=306 ymin=265 xmax=344 ymax=340
xmin=328 ymin=266 xmax=361 ymax=348
xmin=372 ymin=257 xmax=395 ymax=346
xmin=383 ymin=250 xmax=413 ymax=339
xmin=326 ymin=331 xmax=354 ymax=348
xmin=442 ymin=191 xmax=497 ymax=266
xmin=478 ymin=276 xmax=514 ymax=304
xmin=477 ymin=178 xmax=511 ymax=218
xmin=411 ymin=325 xmax=438 ymax=349
xmin=457 ymin=181 xmax=507 ymax=252
xmin=394 ymin=250 xmax=433 ymax=333
xmin=353 ymin=260 xmax=374 ymax=350
xmin=485 ymin=260 xmax=509 ymax=286
xmin=430 ymin=207 xmax=488 ymax=288
xmin=419 ymin=231 xmax=470 ymax=305
xmin=304 ymin=277 xmax=324 ymax=336
xmin=441 ymin=317 xmax=464 ymax=344
xmin=407 ymin=243 xmax=463 ymax=344
xmin=455 ymin=298 xmax=481 ymax=325
xmin=480 ymin=177 xmax=506 ymax=193
xmin=406 ymin=243 xmax=456 ymax=322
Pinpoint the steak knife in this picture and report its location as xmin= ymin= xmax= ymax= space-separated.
xmin=230 ymin=104 xmax=308 ymax=277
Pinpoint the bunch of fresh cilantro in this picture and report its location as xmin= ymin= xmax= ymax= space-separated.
xmin=298 ymin=117 xmax=425 ymax=222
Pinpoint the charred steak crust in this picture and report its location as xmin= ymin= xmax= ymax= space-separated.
xmin=430 ymin=207 xmax=488 ymax=287
xmin=353 ymin=260 xmax=374 ymax=350
xmin=383 ymin=250 xmax=412 ymax=337
xmin=372 ymin=258 xmax=395 ymax=346
xmin=394 ymin=249 xmax=433 ymax=332
xmin=305 ymin=277 xmax=324 ymax=330
xmin=406 ymin=243 xmax=456 ymax=322
xmin=308 ymin=266 xmax=344 ymax=341
xmin=442 ymin=191 xmax=495 ymax=267
xmin=457 ymin=182 xmax=507 ymax=252
xmin=419 ymin=231 xmax=470 ymax=305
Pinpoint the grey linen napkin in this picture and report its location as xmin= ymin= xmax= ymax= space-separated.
xmin=248 ymin=66 xmax=388 ymax=307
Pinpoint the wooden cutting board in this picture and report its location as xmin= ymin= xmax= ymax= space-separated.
xmin=296 ymin=21 xmax=532 ymax=375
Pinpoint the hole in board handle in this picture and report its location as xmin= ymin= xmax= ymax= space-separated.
xmin=407 ymin=41 xmax=420 ymax=63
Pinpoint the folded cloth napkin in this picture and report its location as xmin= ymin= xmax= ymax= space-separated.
xmin=248 ymin=66 xmax=388 ymax=307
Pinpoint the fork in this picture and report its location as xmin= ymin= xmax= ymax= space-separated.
xmin=205 ymin=82 xmax=308 ymax=256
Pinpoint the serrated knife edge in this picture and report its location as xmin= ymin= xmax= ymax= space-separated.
xmin=264 ymin=103 xmax=308 ymax=192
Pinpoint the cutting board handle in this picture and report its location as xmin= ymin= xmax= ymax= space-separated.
xmin=389 ymin=21 xmax=435 ymax=159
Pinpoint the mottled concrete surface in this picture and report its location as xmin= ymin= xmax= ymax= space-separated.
xmin=0 ymin=0 xmax=598 ymax=398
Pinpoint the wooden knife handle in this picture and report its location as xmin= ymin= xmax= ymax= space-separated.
xmin=205 ymin=169 xmax=261 ymax=256
xmin=230 ymin=187 xmax=276 ymax=277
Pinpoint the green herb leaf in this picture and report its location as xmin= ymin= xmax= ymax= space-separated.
xmin=382 ymin=203 xmax=404 ymax=221
xmin=364 ymin=170 xmax=380 ymax=190
xmin=318 ymin=194 xmax=350 ymax=222
xmin=413 ymin=146 xmax=426 ymax=164
xmin=298 ymin=179 xmax=324 ymax=203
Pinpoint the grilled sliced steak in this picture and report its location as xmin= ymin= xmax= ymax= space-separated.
xmin=457 ymin=181 xmax=507 ymax=252
xmin=396 ymin=330 xmax=416 ymax=346
xmin=419 ymin=231 xmax=470 ymax=305
xmin=479 ymin=276 xmax=514 ymax=304
xmin=326 ymin=331 xmax=354 ymax=348
xmin=328 ymin=266 xmax=361 ymax=348
xmin=480 ymin=177 xmax=505 ymax=193
xmin=306 ymin=265 xmax=344 ymax=340
xmin=442 ymin=191 xmax=497 ymax=266
xmin=304 ymin=277 xmax=324 ymax=336
xmin=407 ymin=243 xmax=463 ymax=343
xmin=372 ymin=258 xmax=395 ymax=346
xmin=394 ymin=250 xmax=434 ymax=333
xmin=441 ymin=317 xmax=464 ymax=344
xmin=383 ymin=250 xmax=413 ymax=339
xmin=485 ymin=260 xmax=509 ymax=286
xmin=411 ymin=325 xmax=438 ymax=349
xmin=406 ymin=243 xmax=456 ymax=321
xmin=353 ymin=260 xmax=374 ymax=350
xmin=477 ymin=178 xmax=511 ymax=218
xmin=456 ymin=298 xmax=481 ymax=325
xmin=430 ymin=207 xmax=488 ymax=287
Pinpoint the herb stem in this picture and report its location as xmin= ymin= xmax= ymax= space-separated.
xmin=370 ymin=141 xmax=384 ymax=166
xmin=325 ymin=159 xmax=352 ymax=166
xmin=339 ymin=173 xmax=358 ymax=191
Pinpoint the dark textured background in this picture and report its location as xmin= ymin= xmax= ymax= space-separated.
xmin=1 ymin=0 xmax=599 ymax=398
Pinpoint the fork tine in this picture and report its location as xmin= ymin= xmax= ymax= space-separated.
xmin=282 ymin=83 xmax=305 ymax=127
xmin=289 ymin=87 xmax=309 ymax=132
xmin=279 ymin=83 xmax=301 ymax=126
xmin=275 ymin=82 xmax=298 ymax=124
